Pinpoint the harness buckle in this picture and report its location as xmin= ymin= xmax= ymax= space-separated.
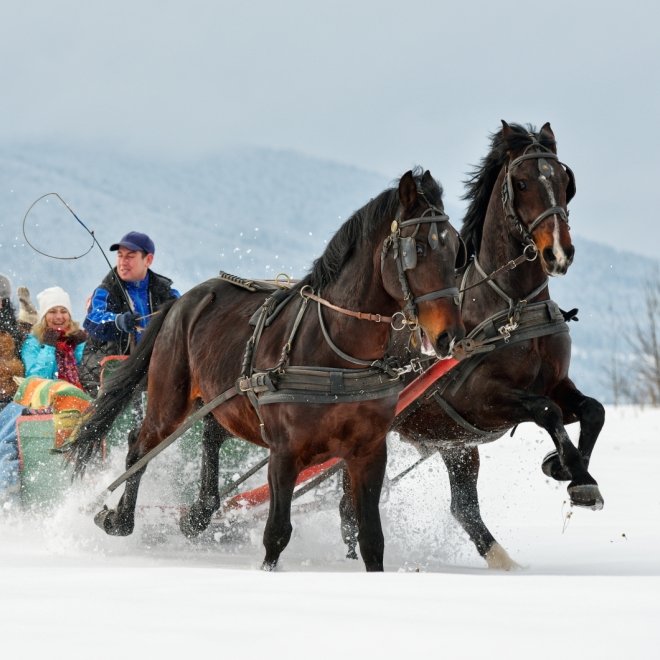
xmin=410 ymin=357 xmax=424 ymax=373
xmin=498 ymin=320 xmax=518 ymax=342
xmin=237 ymin=376 xmax=252 ymax=393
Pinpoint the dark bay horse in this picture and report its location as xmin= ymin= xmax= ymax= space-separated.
xmin=72 ymin=169 xmax=465 ymax=571
xmin=359 ymin=122 xmax=604 ymax=569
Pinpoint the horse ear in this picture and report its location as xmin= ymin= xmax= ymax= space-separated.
xmin=539 ymin=122 xmax=557 ymax=152
xmin=501 ymin=120 xmax=513 ymax=139
xmin=398 ymin=170 xmax=418 ymax=210
xmin=540 ymin=122 xmax=555 ymax=139
xmin=422 ymin=170 xmax=434 ymax=186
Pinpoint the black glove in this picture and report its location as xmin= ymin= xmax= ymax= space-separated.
xmin=42 ymin=328 xmax=63 ymax=346
xmin=115 ymin=311 xmax=138 ymax=334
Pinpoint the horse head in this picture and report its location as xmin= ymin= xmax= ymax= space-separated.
xmin=500 ymin=121 xmax=576 ymax=276
xmin=381 ymin=169 xmax=465 ymax=358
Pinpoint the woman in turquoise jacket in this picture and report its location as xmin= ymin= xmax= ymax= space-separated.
xmin=21 ymin=286 xmax=86 ymax=385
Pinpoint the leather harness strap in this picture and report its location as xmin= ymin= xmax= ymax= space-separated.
xmin=300 ymin=287 xmax=392 ymax=324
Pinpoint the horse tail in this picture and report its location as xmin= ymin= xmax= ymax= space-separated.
xmin=71 ymin=299 xmax=177 ymax=476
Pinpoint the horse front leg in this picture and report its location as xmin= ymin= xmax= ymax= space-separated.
xmin=440 ymin=445 xmax=519 ymax=569
xmin=520 ymin=394 xmax=604 ymax=510
xmin=345 ymin=439 xmax=387 ymax=572
xmin=542 ymin=379 xmax=606 ymax=482
xmin=180 ymin=415 xmax=227 ymax=538
xmin=95 ymin=428 xmax=144 ymax=536
xmin=262 ymin=450 xmax=297 ymax=571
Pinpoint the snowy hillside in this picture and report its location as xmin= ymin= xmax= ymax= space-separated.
xmin=1 ymin=142 xmax=657 ymax=403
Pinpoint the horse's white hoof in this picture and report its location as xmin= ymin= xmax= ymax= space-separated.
xmin=485 ymin=542 xmax=521 ymax=570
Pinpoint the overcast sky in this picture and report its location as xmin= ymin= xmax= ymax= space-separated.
xmin=1 ymin=0 xmax=658 ymax=258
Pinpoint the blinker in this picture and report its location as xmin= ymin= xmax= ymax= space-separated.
xmin=400 ymin=236 xmax=417 ymax=271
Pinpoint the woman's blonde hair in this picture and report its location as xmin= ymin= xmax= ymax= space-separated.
xmin=32 ymin=316 xmax=81 ymax=343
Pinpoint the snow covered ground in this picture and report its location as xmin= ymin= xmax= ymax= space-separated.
xmin=1 ymin=405 xmax=658 ymax=659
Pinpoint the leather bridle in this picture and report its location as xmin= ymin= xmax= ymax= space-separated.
xmin=381 ymin=204 xmax=463 ymax=330
xmin=501 ymin=140 xmax=576 ymax=246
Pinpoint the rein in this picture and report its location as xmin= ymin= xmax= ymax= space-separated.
xmin=94 ymin=385 xmax=239 ymax=500
xmin=458 ymin=242 xmax=539 ymax=295
xmin=300 ymin=287 xmax=393 ymax=324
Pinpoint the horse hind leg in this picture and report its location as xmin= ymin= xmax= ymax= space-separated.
xmin=95 ymin=383 xmax=194 ymax=536
xmin=522 ymin=395 xmax=604 ymax=510
xmin=180 ymin=414 xmax=228 ymax=538
xmin=542 ymin=382 xmax=605 ymax=482
xmin=338 ymin=467 xmax=359 ymax=560
xmin=95 ymin=428 xmax=144 ymax=536
xmin=261 ymin=450 xmax=297 ymax=571
xmin=440 ymin=446 xmax=519 ymax=570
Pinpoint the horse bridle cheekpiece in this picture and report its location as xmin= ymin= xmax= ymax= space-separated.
xmin=501 ymin=138 xmax=576 ymax=245
xmin=381 ymin=201 xmax=462 ymax=330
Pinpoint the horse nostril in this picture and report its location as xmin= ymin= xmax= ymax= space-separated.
xmin=542 ymin=247 xmax=556 ymax=264
xmin=565 ymin=245 xmax=575 ymax=262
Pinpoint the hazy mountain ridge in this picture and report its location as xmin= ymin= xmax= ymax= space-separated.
xmin=1 ymin=143 xmax=657 ymax=403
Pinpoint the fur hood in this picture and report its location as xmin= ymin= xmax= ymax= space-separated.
xmin=0 ymin=332 xmax=23 ymax=401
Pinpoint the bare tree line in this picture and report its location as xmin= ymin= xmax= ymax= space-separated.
xmin=609 ymin=270 xmax=660 ymax=406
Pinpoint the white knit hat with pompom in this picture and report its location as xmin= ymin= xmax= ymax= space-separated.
xmin=37 ymin=286 xmax=73 ymax=322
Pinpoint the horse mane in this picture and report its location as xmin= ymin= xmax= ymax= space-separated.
xmin=298 ymin=168 xmax=444 ymax=291
xmin=460 ymin=123 xmax=557 ymax=258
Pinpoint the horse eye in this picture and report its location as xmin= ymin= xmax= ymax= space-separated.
xmin=516 ymin=180 xmax=527 ymax=191
xmin=416 ymin=243 xmax=425 ymax=256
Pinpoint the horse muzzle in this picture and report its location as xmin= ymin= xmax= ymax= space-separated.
xmin=540 ymin=242 xmax=575 ymax=276
xmin=433 ymin=325 xmax=466 ymax=359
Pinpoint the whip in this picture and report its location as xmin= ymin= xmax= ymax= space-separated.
xmin=22 ymin=192 xmax=132 ymax=308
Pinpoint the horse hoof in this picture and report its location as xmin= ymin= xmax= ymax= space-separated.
xmin=568 ymin=483 xmax=604 ymax=511
xmin=485 ymin=542 xmax=521 ymax=571
xmin=179 ymin=509 xmax=209 ymax=539
xmin=179 ymin=515 xmax=201 ymax=539
xmin=541 ymin=450 xmax=572 ymax=481
xmin=261 ymin=559 xmax=278 ymax=572
xmin=94 ymin=506 xmax=134 ymax=536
